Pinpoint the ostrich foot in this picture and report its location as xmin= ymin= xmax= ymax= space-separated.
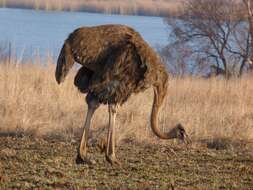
xmin=106 ymin=155 xmax=121 ymax=166
xmin=76 ymin=154 xmax=96 ymax=165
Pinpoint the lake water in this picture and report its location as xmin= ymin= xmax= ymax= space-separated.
xmin=0 ymin=8 xmax=168 ymax=60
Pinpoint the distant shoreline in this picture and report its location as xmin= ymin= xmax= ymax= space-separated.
xmin=0 ymin=0 xmax=182 ymax=17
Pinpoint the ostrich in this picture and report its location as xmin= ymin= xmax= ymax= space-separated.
xmin=55 ymin=24 xmax=190 ymax=165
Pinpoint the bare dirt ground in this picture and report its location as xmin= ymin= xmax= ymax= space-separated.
xmin=0 ymin=136 xmax=253 ymax=190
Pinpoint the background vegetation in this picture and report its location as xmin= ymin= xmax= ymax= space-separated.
xmin=162 ymin=0 xmax=253 ymax=78
xmin=0 ymin=58 xmax=253 ymax=146
xmin=0 ymin=0 xmax=182 ymax=16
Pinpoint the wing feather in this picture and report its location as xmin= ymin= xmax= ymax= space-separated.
xmin=55 ymin=24 xmax=160 ymax=87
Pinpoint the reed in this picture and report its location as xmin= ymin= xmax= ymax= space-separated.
xmin=0 ymin=58 xmax=252 ymax=146
xmin=0 ymin=0 xmax=182 ymax=16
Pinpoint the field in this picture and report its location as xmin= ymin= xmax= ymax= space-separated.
xmin=0 ymin=0 xmax=183 ymax=16
xmin=1 ymin=137 xmax=253 ymax=189
xmin=0 ymin=60 xmax=253 ymax=189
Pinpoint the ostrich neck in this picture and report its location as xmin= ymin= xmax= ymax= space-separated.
xmin=150 ymin=73 xmax=170 ymax=140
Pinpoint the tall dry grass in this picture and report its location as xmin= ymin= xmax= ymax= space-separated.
xmin=0 ymin=0 xmax=182 ymax=16
xmin=0 ymin=59 xmax=253 ymax=147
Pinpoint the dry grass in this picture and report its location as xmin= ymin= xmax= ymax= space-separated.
xmin=1 ymin=59 xmax=253 ymax=189
xmin=0 ymin=0 xmax=183 ymax=16
xmin=0 ymin=59 xmax=253 ymax=148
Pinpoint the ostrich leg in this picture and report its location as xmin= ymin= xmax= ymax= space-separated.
xmin=106 ymin=104 xmax=121 ymax=165
xmin=76 ymin=93 xmax=99 ymax=164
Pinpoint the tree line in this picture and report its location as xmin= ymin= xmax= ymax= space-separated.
xmin=161 ymin=0 xmax=253 ymax=78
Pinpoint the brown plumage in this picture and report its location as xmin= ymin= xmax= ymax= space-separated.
xmin=55 ymin=24 xmax=189 ymax=165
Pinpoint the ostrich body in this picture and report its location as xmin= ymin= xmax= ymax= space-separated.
xmin=55 ymin=24 xmax=188 ymax=165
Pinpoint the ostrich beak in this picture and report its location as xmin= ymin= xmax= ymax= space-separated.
xmin=182 ymin=133 xmax=191 ymax=144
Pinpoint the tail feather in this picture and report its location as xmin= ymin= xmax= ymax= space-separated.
xmin=55 ymin=41 xmax=74 ymax=84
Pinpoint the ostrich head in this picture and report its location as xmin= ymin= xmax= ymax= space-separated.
xmin=167 ymin=124 xmax=191 ymax=144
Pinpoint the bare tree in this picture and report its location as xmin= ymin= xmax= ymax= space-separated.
xmin=159 ymin=43 xmax=205 ymax=77
xmin=163 ymin=0 xmax=251 ymax=78
xmin=242 ymin=0 xmax=253 ymax=73
xmin=243 ymin=0 xmax=253 ymax=51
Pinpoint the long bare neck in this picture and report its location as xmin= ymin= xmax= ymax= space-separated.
xmin=150 ymin=71 xmax=171 ymax=139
